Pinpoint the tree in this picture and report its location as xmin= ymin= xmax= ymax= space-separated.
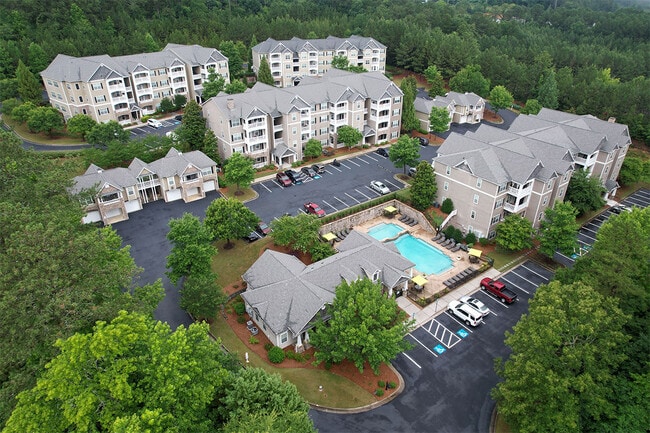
xmin=15 ymin=59 xmax=41 ymax=103
xmin=336 ymin=125 xmax=362 ymax=149
xmin=3 ymin=311 xmax=232 ymax=433
xmin=310 ymin=278 xmax=415 ymax=374
xmin=166 ymin=213 xmax=217 ymax=285
xmin=410 ymin=160 xmax=437 ymax=210
xmin=222 ymin=410 xmax=316 ymax=433
xmin=158 ymin=97 xmax=175 ymax=113
xmin=449 ymin=65 xmax=490 ymax=97
xmin=201 ymin=67 xmax=226 ymax=100
xmin=224 ymin=152 xmax=255 ymax=194
xmin=618 ymin=155 xmax=649 ymax=186
xmin=143 ymin=32 xmax=159 ymax=52
xmin=270 ymin=214 xmax=322 ymax=254
xmin=304 ymin=138 xmax=322 ymax=159
xmin=424 ymin=65 xmax=445 ymax=98
xmin=488 ymin=85 xmax=514 ymax=113
xmin=537 ymin=201 xmax=579 ymax=257
xmin=429 ymin=106 xmax=451 ymax=133
xmin=26 ymin=106 xmax=64 ymax=136
xmin=493 ymin=281 xmax=628 ymax=433
xmin=565 ymin=169 xmax=606 ymax=216
xmin=219 ymin=368 xmax=311 ymax=426
xmin=204 ymin=197 xmax=259 ymax=249
xmin=400 ymin=76 xmax=419 ymax=132
xmin=10 ymin=101 xmax=37 ymax=122
xmin=495 ymin=214 xmax=534 ymax=252
xmin=180 ymin=270 xmax=225 ymax=321
xmin=521 ymin=98 xmax=543 ymax=115
xmin=66 ymin=114 xmax=97 ymax=139
xmin=332 ymin=55 xmax=350 ymax=70
xmin=219 ymin=41 xmax=243 ymax=79
xmin=86 ymin=120 xmax=130 ymax=146
xmin=27 ymin=42 xmax=49 ymax=73
xmin=257 ymin=57 xmax=274 ymax=86
xmin=441 ymin=197 xmax=454 ymax=214
xmin=173 ymin=94 xmax=187 ymax=110
xmin=537 ymin=70 xmax=559 ymax=109
xmin=0 ymin=78 xmax=19 ymax=101
xmin=224 ymin=79 xmax=247 ymax=94
xmin=389 ymin=135 xmax=420 ymax=174
xmin=176 ymin=100 xmax=206 ymax=150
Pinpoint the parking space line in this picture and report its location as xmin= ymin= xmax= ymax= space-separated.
xmin=500 ymin=276 xmax=530 ymax=295
xmin=345 ymin=193 xmax=361 ymax=204
xmin=356 ymin=156 xmax=371 ymax=164
xmin=443 ymin=312 xmax=474 ymax=333
xmin=365 ymin=154 xmax=379 ymax=161
xmin=582 ymin=226 xmax=598 ymax=235
xmin=520 ymin=264 xmax=550 ymax=281
xmin=334 ymin=196 xmax=349 ymax=208
xmin=365 ymin=187 xmax=382 ymax=197
xmin=481 ymin=295 xmax=510 ymax=309
xmin=346 ymin=159 xmax=361 ymax=167
xmin=383 ymin=179 xmax=400 ymax=189
xmin=355 ymin=189 xmax=371 ymax=200
xmin=274 ymin=181 xmax=285 ymax=189
xmin=322 ymin=200 xmax=338 ymax=212
xmin=260 ymin=183 xmax=272 ymax=193
xmin=328 ymin=165 xmax=342 ymax=172
xmin=400 ymin=352 xmax=422 ymax=369
xmin=339 ymin=161 xmax=352 ymax=170
xmin=509 ymin=270 xmax=542 ymax=290
xmin=579 ymin=230 xmax=597 ymax=242
xmin=406 ymin=334 xmax=439 ymax=358
xmin=324 ymin=169 xmax=335 ymax=175
xmin=425 ymin=320 xmax=462 ymax=348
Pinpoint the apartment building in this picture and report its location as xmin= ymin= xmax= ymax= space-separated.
xmin=41 ymin=44 xmax=229 ymax=125
xmin=72 ymin=148 xmax=219 ymax=225
xmin=202 ymin=69 xmax=402 ymax=168
xmin=433 ymin=109 xmax=630 ymax=239
xmin=252 ymin=35 xmax=386 ymax=88
xmin=414 ymin=92 xmax=484 ymax=131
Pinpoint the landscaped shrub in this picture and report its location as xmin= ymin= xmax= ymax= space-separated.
xmin=378 ymin=380 xmax=386 ymax=388
xmin=388 ymin=381 xmax=396 ymax=389
xmin=268 ymin=346 xmax=285 ymax=363
xmin=264 ymin=343 xmax=273 ymax=351
xmin=375 ymin=389 xmax=385 ymax=397
xmin=236 ymin=316 xmax=246 ymax=324
xmin=479 ymin=237 xmax=490 ymax=246
xmin=441 ymin=198 xmax=454 ymax=214
xmin=233 ymin=302 xmax=246 ymax=315
xmin=443 ymin=226 xmax=463 ymax=242
xmin=285 ymin=351 xmax=307 ymax=362
xmin=465 ymin=232 xmax=477 ymax=245
xmin=249 ymin=336 xmax=259 ymax=344
xmin=432 ymin=215 xmax=444 ymax=229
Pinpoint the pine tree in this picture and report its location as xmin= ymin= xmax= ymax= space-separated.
xmin=16 ymin=60 xmax=41 ymax=103
xmin=400 ymin=76 xmax=419 ymax=132
xmin=257 ymin=57 xmax=274 ymax=86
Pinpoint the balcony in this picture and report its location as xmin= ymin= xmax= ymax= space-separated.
xmin=503 ymin=199 xmax=528 ymax=214
xmin=132 ymin=75 xmax=150 ymax=85
xmin=507 ymin=182 xmax=533 ymax=199
xmin=169 ymin=69 xmax=185 ymax=78
xmin=244 ymin=119 xmax=266 ymax=130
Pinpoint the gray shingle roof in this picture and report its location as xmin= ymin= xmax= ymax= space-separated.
xmin=253 ymin=35 xmax=385 ymax=54
xmin=241 ymin=230 xmax=414 ymax=336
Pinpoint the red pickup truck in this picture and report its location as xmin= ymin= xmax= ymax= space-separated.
xmin=480 ymin=278 xmax=518 ymax=304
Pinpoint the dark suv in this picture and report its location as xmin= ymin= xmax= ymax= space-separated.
xmin=418 ymin=137 xmax=429 ymax=146
xmin=284 ymin=169 xmax=304 ymax=185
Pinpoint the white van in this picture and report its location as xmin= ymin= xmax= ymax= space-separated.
xmin=147 ymin=118 xmax=162 ymax=128
xmin=448 ymin=300 xmax=483 ymax=327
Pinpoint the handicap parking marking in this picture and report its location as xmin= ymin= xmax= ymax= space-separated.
xmin=400 ymin=351 xmax=422 ymax=369
xmin=344 ymin=192 xmax=361 ymax=204
xmin=433 ymin=344 xmax=446 ymax=355
xmin=424 ymin=319 xmax=462 ymax=348
xmin=355 ymin=188 xmax=372 ymax=200
xmin=333 ymin=196 xmax=350 ymax=208
xmin=406 ymin=333 xmax=439 ymax=358
xmin=456 ymin=328 xmax=469 ymax=338
xmin=500 ymin=276 xmax=530 ymax=295
xmin=322 ymin=200 xmax=338 ymax=212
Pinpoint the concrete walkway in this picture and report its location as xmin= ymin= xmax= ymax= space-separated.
xmin=397 ymin=267 xmax=501 ymax=328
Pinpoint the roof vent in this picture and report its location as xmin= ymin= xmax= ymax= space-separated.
xmin=97 ymin=169 xmax=103 ymax=173
xmin=608 ymin=117 xmax=616 ymax=123
xmin=227 ymin=98 xmax=235 ymax=109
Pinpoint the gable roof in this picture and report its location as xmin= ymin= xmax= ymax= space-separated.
xmin=241 ymin=230 xmax=414 ymax=336
xmin=253 ymin=35 xmax=386 ymax=54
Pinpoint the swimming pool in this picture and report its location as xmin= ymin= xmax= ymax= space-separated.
xmin=367 ymin=223 xmax=404 ymax=241
xmin=393 ymin=235 xmax=453 ymax=275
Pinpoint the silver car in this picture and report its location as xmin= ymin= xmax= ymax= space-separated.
xmin=370 ymin=180 xmax=390 ymax=195
xmin=460 ymin=295 xmax=490 ymax=317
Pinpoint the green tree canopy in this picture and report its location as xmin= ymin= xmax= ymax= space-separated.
xmin=15 ymin=59 xmax=41 ymax=103
xmin=429 ymin=106 xmax=451 ymax=133
xmin=565 ymin=169 xmax=606 ymax=215
xmin=310 ymin=278 xmax=414 ymax=374
xmin=537 ymin=201 xmax=579 ymax=257
xmin=3 ymin=311 xmax=231 ymax=433
xmin=488 ymin=85 xmax=514 ymax=113
xmin=176 ymin=100 xmax=206 ymax=150
xmin=410 ymin=160 xmax=437 ymax=210
xmin=224 ymin=152 xmax=255 ymax=193
xmin=389 ymin=135 xmax=420 ymax=174
xmin=173 ymin=94 xmax=187 ymax=110
xmin=26 ymin=106 xmax=64 ymax=136
xmin=424 ymin=65 xmax=445 ymax=98
xmin=180 ymin=270 xmax=225 ymax=321
xmin=257 ymin=56 xmax=274 ymax=86
xmin=495 ymin=214 xmax=534 ymax=252
xmin=86 ymin=120 xmax=130 ymax=146
xmin=270 ymin=214 xmax=322 ymax=254
xmin=201 ymin=67 xmax=226 ymax=100
xmin=400 ymin=76 xmax=419 ymax=132
xmin=493 ymin=281 xmax=629 ymax=433
xmin=158 ymin=96 xmax=175 ymax=113
xmin=10 ymin=101 xmax=36 ymax=122
xmin=336 ymin=125 xmax=362 ymax=148
xmin=618 ymin=155 xmax=650 ymax=186
xmin=222 ymin=410 xmax=316 ymax=433
xmin=219 ymin=41 xmax=243 ymax=79
xmin=224 ymin=79 xmax=247 ymax=94
xmin=521 ymin=98 xmax=542 ymax=115
xmin=166 ymin=213 xmax=217 ymax=285
xmin=204 ymin=197 xmax=259 ymax=249
xmin=304 ymin=138 xmax=322 ymax=159
xmin=66 ymin=113 xmax=97 ymax=139
xmin=332 ymin=55 xmax=350 ymax=70
xmin=537 ymin=70 xmax=559 ymax=109
xmin=449 ymin=65 xmax=490 ymax=97
xmin=27 ymin=42 xmax=49 ymax=73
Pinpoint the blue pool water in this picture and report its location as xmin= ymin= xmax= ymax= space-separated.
xmin=367 ymin=223 xmax=404 ymax=241
xmin=393 ymin=234 xmax=453 ymax=275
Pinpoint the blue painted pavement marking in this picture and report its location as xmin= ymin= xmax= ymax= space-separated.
xmin=456 ymin=329 xmax=469 ymax=338
xmin=433 ymin=344 xmax=446 ymax=355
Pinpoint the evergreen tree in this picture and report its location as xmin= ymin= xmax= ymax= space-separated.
xmin=400 ymin=76 xmax=419 ymax=132
xmin=410 ymin=160 xmax=437 ymax=210
xmin=143 ymin=32 xmax=159 ymax=52
xmin=202 ymin=67 xmax=226 ymax=100
xmin=16 ymin=60 xmax=42 ymax=103
xmin=537 ymin=70 xmax=559 ymax=109
xmin=177 ymin=101 xmax=206 ymax=150
xmin=429 ymin=106 xmax=451 ymax=133
xmin=257 ymin=57 xmax=274 ymax=86
xmin=27 ymin=42 xmax=49 ymax=73
xmin=424 ymin=65 xmax=445 ymax=98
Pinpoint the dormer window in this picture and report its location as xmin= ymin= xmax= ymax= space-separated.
xmin=372 ymin=270 xmax=381 ymax=282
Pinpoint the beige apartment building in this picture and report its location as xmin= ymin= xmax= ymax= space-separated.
xmin=433 ymin=109 xmax=630 ymax=239
xmin=41 ymin=44 xmax=229 ymax=125
xmin=202 ymin=69 xmax=402 ymax=168
xmin=252 ymin=35 xmax=386 ymax=88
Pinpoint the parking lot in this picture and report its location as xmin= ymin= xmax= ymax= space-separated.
xmin=128 ymin=118 xmax=181 ymax=138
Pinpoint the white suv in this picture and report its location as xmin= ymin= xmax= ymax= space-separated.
xmin=147 ymin=118 xmax=162 ymax=128
xmin=448 ymin=300 xmax=483 ymax=327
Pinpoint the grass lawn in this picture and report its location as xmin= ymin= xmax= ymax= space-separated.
xmin=219 ymin=185 xmax=258 ymax=202
xmin=210 ymin=315 xmax=375 ymax=408
xmin=211 ymin=236 xmax=272 ymax=288
xmin=486 ymin=248 xmax=531 ymax=272
xmin=493 ymin=411 xmax=513 ymax=433
xmin=3 ymin=117 xmax=85 ymax=145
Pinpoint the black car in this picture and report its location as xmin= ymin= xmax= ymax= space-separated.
xmin=611 ymin=204 xmax=631 ymax=214
xmin=243 ymin=231 xmax=261 ymax=242
xmin=311 ymin=164 xmax=325 ymax=174
xmin=375 ymin=148 xmax=389 ymax=157
xmin=301 ymin=166 xmax=318 ymax=178
xmin=284 ymin=169 xmax=304 ymax=184
xmin=174 ymin=114 xmax=183 ymax=121
xmin=418 ymin=137 xmax=429 ymax=146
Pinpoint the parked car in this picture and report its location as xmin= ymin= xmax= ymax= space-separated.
xmin=460 ymin=295 xmax=490 ymax=317
xmin=276 ymin=172 xmax=292 ymax=187
xmin=370 ymin=180 xmax=390 ymax=195
xmin=418 ymin=137 xmax=429 ymax=146
xmin=284 ymin=170 xmax=303 ymax=185
xmin=147 ymin=118 xmax=162 ymax=128
xmin=408 ymin=167 xmax=417 ymax=177
xmin=331 ymin=159 xmax=341 ymax=167
xmin=174 ymin=114 xmax=183 ymax=121
xmin=243 ymin=231 xmax=262 ymax=243
xmin=448 ymin=300 xmax=483 ymax=327
xmin=311 ymin=164 xmax=325 ymax=174
xmin=304 ymin=202 xmax=326 ymax=217
xmin=375 ymin=148 xmax=389 ymax=157
xmin=480 ymin=278 xmax=518 ymax=304
xmin=301 ymin=166 xmax=319 ymax=178
xmin=611 ymin=204 xmax=631 ymax=214
xmin=256 ymin=222 xmax=271 ymax=236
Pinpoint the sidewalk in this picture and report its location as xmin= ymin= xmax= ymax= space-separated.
xmin=397 ymin=267 xmax=501 ymax=327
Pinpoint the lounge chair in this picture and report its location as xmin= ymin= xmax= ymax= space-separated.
xmin=432 ymin=233 xmax=442 ymax=241
xmin=436 ymin=235 xmax=446 ymax=244
xmin=450 ymin=244 xmax=461 ymax=252
xmin=443 ymin=280 xmax=453 ymax=288
xmin=442 ymin=239 xmax=452 ymax=247
xmin=399 ymin=215 xmax=409 ymax=222
xmin=459 ymin=244 xmax=469 ymax=252
xmin=446 ymin=241 xmax=456 ymax=250
xmin=408 ymin=218 xmax=418 ymax=227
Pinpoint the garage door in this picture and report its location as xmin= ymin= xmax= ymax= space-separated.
xmin=186 ymin=187 xmax=199 ymax=197
xmin=204 ymin=180 xmax=216 ymax=192
xmin=167 ymin=189 xmax=182 ymax=201
xmin=82 ymin=211 xmax=101 ymax=224
xmin=104 ymin=208 xmax=122 ymax=219
xmin=125 ymin=200 xmax=142 ymax=213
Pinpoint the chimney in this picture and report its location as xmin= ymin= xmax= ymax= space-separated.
xmin=608 ymin=117 xmax=616 ymax=123
xmin=227 ymin=98 xmax=235 ymax=110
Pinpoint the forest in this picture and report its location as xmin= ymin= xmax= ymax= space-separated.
xmin=0 ymin=0 xmax=649 ymax=142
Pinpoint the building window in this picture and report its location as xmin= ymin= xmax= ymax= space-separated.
xmin=443 ymin=181 xmax=449 ymax=191
xmin=231 ymin=133 xmax=243 ymax=142
xmin=470 ymin=210 xmax=476 ymax=219
xmin=127 ymin=187 xmax=135 ymax=196
xmin=393 ymin=108 xmax=400 ymax=116
xmin=491 ymin=214 xmax=500 ymax=224
xmin=392 ymin=120 xmax=399 ymax=127
xmin=97 ymin=108 xmax=109 ymax=115
xmin=495 ymin=199 xmax=503 ymax=209
xmin=473 ymin=194 xmax=479 ymax=204
xmin=91 ymin=82 xmax=103 ymax=90
xmin=394 ymin=96 xmax=401 ymax=103
xmin=280 ymin=332 xmax=288 ymax=344
xmin=390 ymin=131 xmax=398 ymax=139
xmin=543 ymin=197 xmax=548 ymax=206
xmin=101 ymin=192 xmax=119 ymax=202
xmin=168 ymin=177 xmax=175 ymax=187
xmin=75 ymin=83 xmax=80 ymax=90
xmin=476 ymin=178 xmax=482 ymax=188
xmin=446 ymin=166 xmax=451 ymax=175
xmin=538 ymin=212 xmax=544 ymax=221
xmin=488 ymin=231 xmax=496 ymax=239
xmin=547 ymin=180 xmax=553 ymax=189
xmin=94 ymin=95 xmax=106 ymax=103
xmin=559 ymin=188 xmax=564 ymax=197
